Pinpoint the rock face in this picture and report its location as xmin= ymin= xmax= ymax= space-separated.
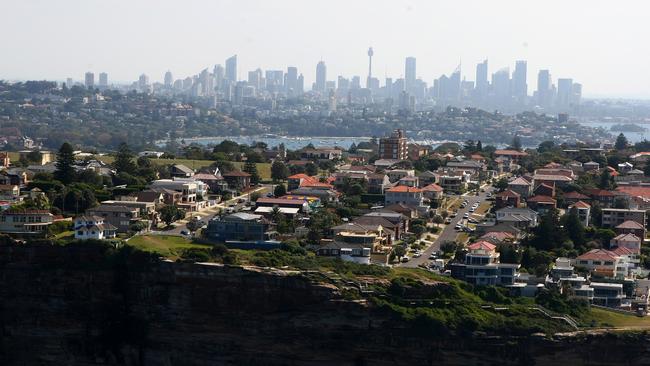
xmin=1 ymin=243 xmax=650 ymax=365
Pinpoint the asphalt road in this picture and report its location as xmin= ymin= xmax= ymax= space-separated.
xmin=401 ymin=186 xmax=493 ymax=268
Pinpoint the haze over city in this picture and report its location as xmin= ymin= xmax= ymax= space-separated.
xmin=2 ymin=0 xmax=649 ymax=98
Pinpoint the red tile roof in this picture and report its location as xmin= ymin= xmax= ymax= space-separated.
xmin=468 ymin=241 xmax=497 ymax=251
xmin=526 ymin=195 xmax=556 ymax=203
xmin=496 ymin=189 xmax=521 ymax=198
xmin=616 ymin=186 xmax=650 ymax=200
xmin=570 ymin=200 xmax=591 ymax=209
xmin=564 ymin=191 xmax=589 ymax=199
xmin=386 ymin=186 xmax=422 ymax=193
xmin=615 ymin=220 xmax=645 ymax=230
xmin=421 ymin=183 xmax=443 ymax=192
xmin=576 ymin=249 xmax=618 ymax=261
xmin=495 ymin=149 xmax=528 ymax=156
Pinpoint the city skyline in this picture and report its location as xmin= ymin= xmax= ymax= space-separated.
xmin=2 ymin=0 xmax=649 ymax=98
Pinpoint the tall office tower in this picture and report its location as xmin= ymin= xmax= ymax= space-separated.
xmin=182 ymin=76 xmax=193 ymax=90
xmin=385 ymin=77 xmax=393 ymax=98
xmin=84 ymin=72 xmax=94 ymax=88
xmin=173 ymin=79 xmax=183 ymax=90
xmin=315 ymin=61 xmax=327 ymax=93
xmin=491 ymin=68 xmax=511 ymax=105
xmin=557 ymin=78 xmax=573 ymax=109
xmin=405 ymin=57 xmax=416 ymax=92
xmin=225 ymin=55 xmax=237 ymax=83
xmin=475 ymin=59 xmax=488 ymax=99
xmin=351 ymin=76 xmax=361 ymax=90
xmin=98 ymin=72 xmax=108 ymax=87
xmin=66 ymin=78 xmax=73 ymax=87
xmin=213 ymin=64 xmax=224 ymax=89
xmin=200 ymin=68 xmax=213 ymax=96
xmin=448 ymin=66 xmax=461 ymax=102
xmin=286 ymin=67 xmax=298 ymax=95
xmin=536 ymin=70 xmax=552 ymax=108
xmin=297 ymin=74 xmax=305 ymax=94
xmin=164 ymin=71 xmax=173 ymax=88
xmin=512 ymin=60 xmax=528 ymax=102
xmin=366 ymin=47 xmax=374 ymax=89
xmin=379 ymin=129 xmax=408 ymax=160
xmin=248 ymin=69 xmax=262 ymax=92
xmin=571 ymin=82 xmax=582 ymax=106
xmin=138 ymin=74 xmax=150 ymax=92
xmin=392 ymin=78 xmax=405 ymax=99
xmin=326 ymin=81 xmax=336 ymax=91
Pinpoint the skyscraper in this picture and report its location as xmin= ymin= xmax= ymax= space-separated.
xmin=536 ymin=70 xmax=552 ymax=108
xmin=213 ymin=64 xmax=224 ymax=89
xmin=512 ymin=60 xmax=528 ymax=102
xmin=138 ymin=74 xmax=150 ymax=92
xmin=225 ymin=55 xmax=237 ymax=83
xmin=84 ymin=72 xmax=94 ymax=88
xmin=475 ymin=59 xmax=488 ymax=99
xmin=315 ymin=61 xmax=327 ymax=93
xmin=164 ymin=71 xmax=173 ymax=88
xmin=98 ymin=72 xmax=108 ymax=87
xmin=248 ymin=68 xmax=263 ymax=93
xmin=491 ymin=68 xmax=510 ymax=105
xmin=557 ymin=78 xmax=573 ymax=109
xmin=297 ymin=74 xmax=304 ymax=94
xmin=286 ymin=67 xmax=298 ymax=95
xmin=366 ymin=47 xmax=374 ymax=89
xmin=405 ymin=57 xmax=416 ymax=93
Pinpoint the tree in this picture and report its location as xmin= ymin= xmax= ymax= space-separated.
xmin=273 ymin=184 xmax=287 ymax=197
xmin=243 ymin=161 xmax=261 ymax=185
xmin=54 ymin=142 xmax=76 ymax=184
xmin=160 ymin=205 xmax=184 ymax=226
xmin=562 ymin=208 xmax=586 ymax=248
xmin=186 ymin=218 xmax=202 ymax=233
xmin=511 ymin=135 xmax=522 ymax=151
xmin=537 ymin=141 xmax=555 ymax=153
xmin=270 ymin=161 xmax=289 ymax=182
xmin=476 ymin=140 xmax=483 ymax=152
xmin=615 ymin=133 xmax=628 ymax=150
xmin=305 ymin=162 xmax=319 ymax=176
xmin=598 ymin=168 xmax=614 ymax=190
xmin=494 ymin=177 xmax=509 ymax=191
xmin=113 ymin=142 xmax=136 ymax=174
xmin=433 ymin=215 xmax=444 ymax=227
xmin=393 ymin=245 xmax=407 ymax=261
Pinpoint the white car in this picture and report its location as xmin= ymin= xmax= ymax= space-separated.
xmin=463 ymin=213 xmax=469 ymax=219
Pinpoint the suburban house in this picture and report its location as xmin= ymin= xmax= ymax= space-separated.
xmin=574 ymin=249 xmax=632 ymax=279
xmin=438 ymin=172 xmax=469 ymax=193
xmin=367 ymin=173 xmax=392 ymax=194
xmin=255 ymin=197 xmax=312 ymax=213
xmin=222 ymin=170 xmax=252 ymax=190
xmin=449 ymin=241 xmax=520 ymax=286
xmin=495 ymin=189 xmax=521 ymax=209
xmin=421 ymin=183 xmax=444 ymax=205
xmin=0 ymin=209 xmax=54 ymax=236
xmin=508 ymin=177 xmax=533 ymax=198
xmin=601 ymin=208 xmax=646 ymax=229
xmin=315 ymin=241 xmax=371 ymax=264
xmin=417 ymin=171 xmax=438 ymax=186
xmin=563 ymin=191 xmax=591 ymax=207
xmin=193 ymin=172 xmax=227 ymax=193
xmin=610 ymin=233 xmax=642 ymax=255
xmin=87 ymin=204 xmax=140 ymax=233
xmin=300 ymin=147 xmax=343 ymax=161
xmin=204 ymin=212 xmax=276 ymax=243
xmin=614 ymin=220 xmax=646 ymax=239
xmin=526 ymin=195 xmax=557 ymax=213
xmin=495 ymin=207 xmax=538 ymax=229
xmin=170 ymin=164 xmax=194 ymax=178
xmin=73 ymin=215 xmax=117 ymax=240
xmin=0 ymin=185 xmax=20 ymax=201
xmin=494 ymin=149 xmax=528 ymax=162
xmin=386 ymin=169 xmax=415 ymax=183
xmin=384 ymin=186 xmax=423 ymax=207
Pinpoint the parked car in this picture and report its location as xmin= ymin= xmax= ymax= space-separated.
xmin=180 ymin=230 xmax=190 ymax=236
xmin=401 ymin=256 xmax=410 ymax=263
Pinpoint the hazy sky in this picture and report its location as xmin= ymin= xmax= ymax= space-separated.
xmin=1 ymin=0 xmax=649 ymax=98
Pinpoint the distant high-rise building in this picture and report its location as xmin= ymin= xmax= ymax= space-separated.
xmin=66 ymin=78 xmax=73 ymax=87
xmin=225 ymin=55 xmax=237 ymax=83
xmin=385 ymin=77 xmax=393 ymax=98
xmin=328 ymin=89 xmax=337 ymax=112
xmin=351 ymin=76 xmax=361 ymax=90
xmin=286 ymin=67 xmax=298 ymax=95
xmin=512 ymin=60 xmax=528 ymax=102
xmin=315 ymin=61 xmax=327 ymax=93
xmin=164 ymin=71 xmax=173 ymax=87
xmin=84 ymin=72 xmax=94 ymax=88
xmin=366 ymin=47 xmax=374 ymax=89
xmin=491 ymin=68 xmax=511 ymax=104
xmin=213 ymin=64 xmax=224 ymax=89
xmin=138 ymin=74 xmax=150 ymax=92
xmin=475 ymin=60 xmax=488 ymax=100
xmin=536 ymin=70 xmax=552 ymax=108
xmin=98 ymin=72 xmax=108 ymax=87
xmin=248 ymin=68 xmax=262 ymax=92
xmin=405 ymin=57 xmax=416 ymax=93
xmin=557 ymin=78 xmax=573 ymax=109
xmin=297 ymin=74 xmax=304 ymax=94
xmin=379 ymin=129 xmax=408 ymax=160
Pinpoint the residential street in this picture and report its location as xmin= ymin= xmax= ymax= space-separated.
xmin=400 ymin=185 xmax=493 ymax=268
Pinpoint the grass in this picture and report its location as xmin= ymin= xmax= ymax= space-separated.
xmin=96 ymin=155 xmax=271 ymax=180
xmin=53 ymin=230 xmax=75 ymax=241
xmin=127 ymin=234 xmax=212 ymax=259
xmin=456 ymin=232 xmax=470 ymax=244
xmin=582 ymin=308 xmax=650 ymax=329
xmin=474 ymin=202 xmax=492 ymax=215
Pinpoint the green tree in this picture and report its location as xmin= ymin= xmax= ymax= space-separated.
xmin=54 ymin=142 xmax=76 ymax=184
xmin=243 ymin=161 xmax=261 ymax=185
xmin=615 ymin=133 xmax=628 ymax=150
xmin=274 ymin=183 xmax=287 ymax=197
xmin=511 ymin=135 xmax=522 ymax=151
xmin=562 ymin=208 xmax=586 ymax=247
xmin=393 ymin=245 xmax=407 ymax=260
xmin=160 ymin=205 xmax=184 ymax=226
xmin=598 ymin=168 xmax=614 ymax=190
xmin=305 ymin=162 xmax=319 ymax=176
xmin=186 ymin=217 xmax=202 ymax=233
xmin=113 ymin=142 xmax=136 ymax=174
xmin=270 ymin=161 xmax=289 ymax=182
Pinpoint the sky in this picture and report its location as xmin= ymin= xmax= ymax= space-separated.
xmin=1 ymin=0 xmax=649 ymax=98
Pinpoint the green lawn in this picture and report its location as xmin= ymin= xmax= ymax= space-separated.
xmin=96 ymin=156 xmax=271 ymax=180
xmin=583 ymin=308 xmax=650 ymax=329
xmin=127 ymin=234 xmax=212 ymax=258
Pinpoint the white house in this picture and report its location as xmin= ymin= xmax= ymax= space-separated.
xmin=74 ymin=215 xmax=117 ymax=240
